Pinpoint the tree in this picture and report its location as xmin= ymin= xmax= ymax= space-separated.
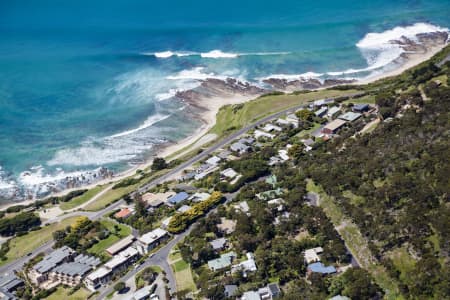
xmin=151 ymin=157 xmax=168 ymax=171
xmin=114 ymin=282 xmax=126 ymax=292
xmin=295 ymin=109 xmax=315 ymax=122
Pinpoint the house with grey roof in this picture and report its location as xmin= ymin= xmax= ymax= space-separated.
xmin=225 ymin=284 xmax=238 ymax=297
xmin=29 ymin=246 xmax=76 ymax=285
xmin=207 ymin=252 xmax=236 ymax=271
xmin=49 ymin=254 xmax=101 ymax=287
xmin=0 ymin=274 xmax=24 ymax=293
xmin=210 ymin=237 xmax=228 ymax=251
xmin=338 ymin=111 xmax=362 ymax=122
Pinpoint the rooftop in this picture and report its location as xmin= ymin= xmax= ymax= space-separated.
xmin=308 ymin=262 xmax=336 ymax=274
xmin=104 ymin=247 xmax=139 ymax=269
xmin=221 ymin=168 xmax=238 ymax=179
xmin=33 ymin=246 xmax=74 ymax=274
xmin=52 ymin=261 xmax=92 ymax=277
xmin=106 ymin=236 xmax=136 ymax=255
xmin=217 ymin=218 xmax=237 ymax=234
xmin=133 ymin=285 xmax=152 ymax=299
xmin=177 ymin=205 xmax=192 ymax=213
xmin=206 ymin=156 xmax=221 ymax=166
xmin=139 ymin=228 xmax=168 ymax=245
xmin=168 ymin=192 xmax=189 ymax=205
xmin=188 ymin=192 xmax=211 ymax=202
xmin=208 ymin=252 xmax=236 ymax=270
xmin=210 ymin=237 xmax=227 ymax=250
xmin=339 ymin=111 xmax=362 ymax=122
xmin=115 ymin=207 xmax=133 ymax=218
xmin=323 ymin=119 xmax=347 ymax=132
xmin=142 ymin=192 xmax=175 ymax=207
xmin=242 ymin=291 xmax=261 ymax=300
xmin=86 ymin=267 xmax=111 ymax=281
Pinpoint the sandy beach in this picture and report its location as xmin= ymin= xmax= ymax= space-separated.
xmin=0 ymin=41 xmax=447 ymax=211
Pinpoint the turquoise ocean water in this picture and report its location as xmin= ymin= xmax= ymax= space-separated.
xmin=0 ymin=0 xmax=449 ymax=200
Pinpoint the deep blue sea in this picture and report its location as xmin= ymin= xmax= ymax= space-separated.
xmin=0 ymin=0 xmax=449 ymax=200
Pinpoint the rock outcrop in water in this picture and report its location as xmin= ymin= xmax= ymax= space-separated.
xmin=262 ymin=78 xmax=357 ymax=92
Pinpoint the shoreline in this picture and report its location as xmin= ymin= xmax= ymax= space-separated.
xmin=0 ymin=42 xmax=447 ymax=211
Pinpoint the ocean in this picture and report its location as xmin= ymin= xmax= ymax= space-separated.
xmin=0 ymin=0 xmax=449 ymax=201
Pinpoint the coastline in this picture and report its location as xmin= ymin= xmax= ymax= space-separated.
xmin=0 ymin=42 xmax=447 ymax=211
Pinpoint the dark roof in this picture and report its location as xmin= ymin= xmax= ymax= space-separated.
xmin=353 ymin=103 xmax=369 ymax=111
xmin=33 ymin=246 xmax=74 ymax=273
xmin=168 ymin=192 xmax=189 ymax=204
xmin=0 ymin=274 xmax=23 ymax=292
xmin=53 ymin=262 xmax=92 ymax=277
xmin=268 ymin=283 xmax=281 ymax=295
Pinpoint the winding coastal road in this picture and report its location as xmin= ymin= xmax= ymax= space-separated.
xmin=0 ymin=92 xmax=364 ymax=298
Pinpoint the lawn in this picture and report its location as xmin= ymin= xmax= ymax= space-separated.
xmin=84 ymin=184 xmax=138 ymax=211
xmin=60 ymin=185 xmax=106 ymax=210
xmin=0 ymin=217 xmax=79 ymax=266
xmin=211 ymin=89 xmax=359 ymax=137
xmin=173 ymin=259 xmax=189 ymax=272
xmin=87 ymin=219 xmax=131 ymax=256
xmin=172 ymin=261 xmax=196 ymax=292
xmin=343 ymin=94 xmax=376 ymax=104
xmin=297 ymin=122 xmax=321 ymax=138
xmin=43 ymin=286 xmax=91 ymax=300
xmin=387 ymin=247 xmax=416 ymax=286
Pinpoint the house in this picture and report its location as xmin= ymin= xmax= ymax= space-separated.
xmin=137 ymin=228 xmax=169 ymax=254
xmin=188 ymin=192 xmax=211 ymax=202
xmin=84 ymin=267 xmax=112 ymax=291
xmin=265 ymin=175 xmax=277 ymax=187
xmin=221 ymin=168 xmax=239 ymax=180
xmin=104 ymin=247 xmax=139 ymax=274
xmin=133 ymin=285 xmax=153 ymax=300
xmin=338 ymin=111 xmax=362 ymax=122
xmin=232 ymin=252 xmax=257 ymax=275
xmin=206 ymin=156 xmax=221 ymax=166
xmin=210 ymin=237 xmax=228 ymax=251
xmin=256 ymin=188 xmax=283 ymax=201
xmin=106 ymin=236 xmax=136 ymax=256
xmin=276 ymin=118 xmax=291 ymax=127
xmin=278 ymin=149 xmax=289 ymax=161
xmin=313 ymin=98 xmax=334 ymax=107
xmin=302 ymin=138 xmax=315 ymax=151
xmin=207 ymin=252 xmax=236 ymax=271
xmin=160 ymin=217 xmax=172 ymax=229
xmin=327 ymin=106 xmax=341 ymax=118
xmin=262 ymin=124 xmax=282 ymax=132
xmin=142 ymin=192 xmax=175 ymax=208
xmin=314 ymin=107 xmax=328 ymax=117
xmin=177 ymin=205 xmax=192 ymax=213
xmin=321 ymin=119 xmax=347 ymax=135
xmin=258 ymin=287 xmax=272 ymax=300
xmin=330 ymin=296 xmax=351 ymax=300
xmin=307 ymin=262 xmax=336 ymax=275
xmin=254 ymin=130 xmax=275 ymax=140
xmin=29 ymin=246 xmax=76 ymax=285
xmin=242 ymin=291 xmax=262 ymax=300
xmin=217 ymin=218 xmax=237 ymax=235
xmin=49 ymin=254 xmax=101 ymax=287
xmin=167 ymin=192 xmax=189 ymax=205
xmin=224 ymin=284 xmax=238 ymax=297
xmin=230 ymin=142 xmax=251 ymax=155
xmin=267 ymin=283 xmax=281 ymax=298
xmin=267 ymin=198 xmax=284 ymax=211
xmin=217 ymin=150 xmax=232 ymax=160
xmin=233 ymin=201 xmax=250 ymax=214
xmin=352 ymin=103 xmax=369 ymax=112
xmin=285 ymin=113 xmax=299 ymax=127
xmin=115 ymin=207 xmax=133 ymax=219
xmin=304 ymin=247 xmax=324 ymax=264
xmin=269 ymin=156 xmax=283 ymax=166
xmin=0 ymin=274 xmax=24 ymax=293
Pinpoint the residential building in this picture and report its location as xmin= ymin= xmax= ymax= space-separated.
xmin=313 ymin=98 xmax=334 ymax=107
xmin=221 ymin=168 xmax=238 ymax=179
xmin=115 ymin=207 xmax=133 ymax=219
xmin=278 ymin=150 xmax=289 ymax=161
xmin=167 ymin=192 xmax=189 ymax=205
xmin=285 ymin=114 xmax=299 ymax=127
xmin=302 ymin=138 xmax=315 ymax=151
xmin=352 ymin=103 xmax=370 ymax=112
xmin=233 ymin=201 xmax=250 ymax=214
xmin=256 ymin=188 xmax=283 ymax=201
xmin=258 ymin=287 xmax=272 ymax=300
xmin=84 ymin=267 xmax=112 ymax=291
xmin=104 ymin=247 xmax=139 ymax=274
xmin=230 ymin=142 xmax=251 ymax=155
xmin=133 ymin=285 xmax=153 ymax=300
xmin=262 ymin=124 xmax=282 ymax=132
xmin=307 ymin=262 xmax=337 ymax=275
xmin=160 ymin=217 xmax=172 ymax=230
xmin=137 ymin=228 xmax=169 ymax=254
xmin=224 ymin=284 xmax=238 ymax=297
xmin=0 ymin=274 xmax=24 ymax=293
xmin=321 ymin=119 xmax=347 ymax=135
xmin=267 ymin=283 xmax=281 ymax=298
xmin=242 ymin=291 xmax=261 ymax=300
xmin=188 ymin=192 xmax=211 ymax=202
xmin=208 ymin=252 xmax=236 ymax=271
xmin=106 ymin=236 xmax=136 ymax=256
xmin=210 ymin=237 xmax=228 ymax=251
xmin=330 ymin=295 xmax=351 ymax=300
xmin=217 ymin=150 xmax=232 ymax=160
xmin=269 ymin=156 xmax=283 ymax=166
xmin=29 ymin=246 xmax=76 ymax=285
xmin=206 ymin=156 xmax=221 ymax=166
xmin=314 ymin=107 xmax=328 ymax=117
xmin=304 ymin=247 xmax=323 ymax=264
xmin=275 ymin=118 xmax=290 ymax=127
xmin=177 ymin=205 xmax=192 ymax=213
xmin=327 ymin=106 xmax=341 ymax=119
xmin=217 ymin=218 xmax=237 ymax=235
xmin=338 ymin=111 xmax=362 ymax=122
xmin=49 ymin=254 xmax=100 ymax=287
xmin=232 ymin=252 xmax=257 ymax=275
xmin=254 ymin=130 xmax=275 ymax=140
xmin=142 ymin=192 xmax=175 ymax=208
xmin=265 ymin=175 xmax=277 ymax=187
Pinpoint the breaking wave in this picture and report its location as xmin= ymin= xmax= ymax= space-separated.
xmin=143 ymin=49 xmax=291 ymax=59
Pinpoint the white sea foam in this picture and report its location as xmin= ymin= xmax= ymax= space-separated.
xmin=109 ymin=113 xmax=171 ymax=138
xmin=200 ymin=50 xmax=238 ymax=58
xmin=166 ymin=67 xmax=227 ymax=80
xmin=145 ymin=50 xmax=291 ymax=59
xmin=327 ymin=23 xmax=449 ymax=77
xmin=259 ymin=72 xmax=324 ymax=81
xmin=150 ymin=51 xmax=196 ymax=58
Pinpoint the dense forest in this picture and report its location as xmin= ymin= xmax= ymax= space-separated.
xmin=298 ymin=55 xmax=450 ymax=299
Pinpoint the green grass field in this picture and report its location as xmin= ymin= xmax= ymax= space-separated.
xmin=211 ymin=89 xmax=359 ymax=137
xmin=60 ymin=185 xmax=106 ymax=210
xmin=0 ymin=217 xmax=79 ymax=266
xmin=43 ymin=287 xmax=91 ymax=300
xmin=84 ymin=184 xmax=137 ymax=211
xmin=343 ymin=94 xmax=376 ymax=104
xmin=87 ymin=219 xmax=131 ymax=255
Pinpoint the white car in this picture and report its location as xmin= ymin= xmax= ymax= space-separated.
xmin=150 ymin=294 xmax=159 ymax=300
